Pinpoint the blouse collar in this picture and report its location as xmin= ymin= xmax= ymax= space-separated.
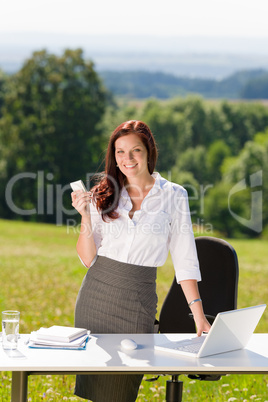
xmin=120 ymin=172 xmax=161 ymax=201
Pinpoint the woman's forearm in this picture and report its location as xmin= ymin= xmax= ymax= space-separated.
xmin=76 ymin=215 xmax=97 ymax=267
xmin=180 ymin=279 xmax=211 ymax=336
xmin=180 ymin=279 xmax=203 ymax=316
xmin=71 ymin=190 xmax=97 ymax=267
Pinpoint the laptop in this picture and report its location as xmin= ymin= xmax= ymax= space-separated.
xmin=155 ymin=304 xmax=266 ymax=358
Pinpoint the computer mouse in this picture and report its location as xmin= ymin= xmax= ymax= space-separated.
xmin=121 ymin=338 xmax=138 ymax=350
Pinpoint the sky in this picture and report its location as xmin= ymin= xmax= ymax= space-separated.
xmin=1 ymin=0 xmax=268 ymax=38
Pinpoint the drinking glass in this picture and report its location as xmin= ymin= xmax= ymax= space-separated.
xmin=2 ymin=311 xmax=20 ymax=350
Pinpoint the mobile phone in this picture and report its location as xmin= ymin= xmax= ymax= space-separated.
xmin=70 ymin=180 xmax=87 ymax=192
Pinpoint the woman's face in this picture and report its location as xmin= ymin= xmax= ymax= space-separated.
xmin=115 ymin=134 xmax=149 ymax=180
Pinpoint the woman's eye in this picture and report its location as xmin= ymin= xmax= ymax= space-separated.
xmin=134 ymin=148 xmax=141 ymax=152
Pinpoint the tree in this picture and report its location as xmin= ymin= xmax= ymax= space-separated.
xmin=221 ymin=139 xmax=268 ymax=235
xmin=222 ymin=141 xmax=267 ymax=185
xmin=206 ymin=140 xmax=231 ymax=182
xmin=0 ymin=49 xmax=109 ymax=223
xmin=0 ymin=70 xmax=9 ymax=118
xmin=204 ymin=182 xmax=250 ymax=238
xmin=220 ymin=101 xmax=268 ymax=154
xmin=140 ymin=99 xmax=188 ymax=171
xmin=175 ymin=145 xmax=209 ymax=185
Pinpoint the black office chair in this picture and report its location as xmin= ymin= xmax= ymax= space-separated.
xmin=158 ymin=236 xmax=239 ymax=402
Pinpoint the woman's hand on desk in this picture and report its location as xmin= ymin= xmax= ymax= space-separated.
xmin=194 ymin=316 xmax=211 ymax=337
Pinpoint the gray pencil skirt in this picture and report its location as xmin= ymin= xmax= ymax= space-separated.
xmin=74 ymin=256 xmax=158 ymax=402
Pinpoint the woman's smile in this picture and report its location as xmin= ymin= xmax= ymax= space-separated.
xmin=124 ymin=163 xmax=138 ymax=169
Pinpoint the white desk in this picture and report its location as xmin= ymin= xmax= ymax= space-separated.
xmin=1 ymin=333 xmax=268 ymax=402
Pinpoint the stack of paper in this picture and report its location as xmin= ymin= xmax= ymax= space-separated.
xmin=28 ymin=325 xmax=90 ymax=349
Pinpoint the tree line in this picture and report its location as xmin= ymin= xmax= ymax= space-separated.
xmin=0 ymin=49 xmax=267 ymax=237
xmin=99 ymin=69 xmax=268 ymax=99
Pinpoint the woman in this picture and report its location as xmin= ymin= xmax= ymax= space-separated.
xmin=71 ymin=120 xmax=210 ymax=402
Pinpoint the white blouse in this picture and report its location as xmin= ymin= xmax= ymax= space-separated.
xmin=81 ymin=172 xmax=201 ymax=284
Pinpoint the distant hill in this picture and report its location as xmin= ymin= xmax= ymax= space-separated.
xmin=240 ymin=72 xmax=268 ymax=99
xmin=99 ymin=69 xmax=268 ymax=99
xmin=1 ymin=32 xmax=268 ymax=79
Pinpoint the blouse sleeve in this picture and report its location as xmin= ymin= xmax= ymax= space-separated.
xmin=169 ymin=187 xmax=201 ymax=284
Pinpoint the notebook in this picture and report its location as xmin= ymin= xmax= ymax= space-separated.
xmin=155 ymin=304 xmax=266 ymax=358
xmin=35 ymin=325 xmax=88 ymax=343
xmin=28 ymin=334 xmax=89 ymax=350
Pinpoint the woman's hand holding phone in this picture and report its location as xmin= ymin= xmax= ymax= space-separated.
xmin=70 ymin=180 xmax=93 ymax=217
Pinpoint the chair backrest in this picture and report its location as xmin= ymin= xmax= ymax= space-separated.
xmin=159 ymin=236 xmax=239 ymax=333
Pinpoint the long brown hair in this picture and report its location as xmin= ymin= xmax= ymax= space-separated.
xmin=92 ymin=120 xmax=158 ymax=221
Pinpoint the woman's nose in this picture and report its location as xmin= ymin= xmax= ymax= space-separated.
xmin=126 ymin=151 xmax=134 ymax=160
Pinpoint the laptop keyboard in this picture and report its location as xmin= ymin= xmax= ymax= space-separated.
xmin=175 ymin=343 xmax=201 ymax=353
xmin=174 ymin=338 xmax=204 ymax=353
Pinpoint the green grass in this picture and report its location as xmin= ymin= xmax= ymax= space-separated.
xmin=0 ymin=219 xmax=268 ymax=401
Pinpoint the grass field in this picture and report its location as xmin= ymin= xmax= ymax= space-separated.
xmin=0 ymin=219 xmax=267 ymax=401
